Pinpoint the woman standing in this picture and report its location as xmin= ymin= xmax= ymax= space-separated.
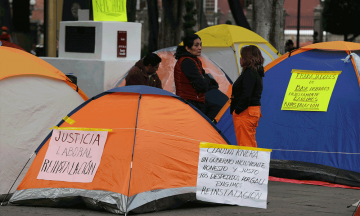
xmin=230 ymin=45 xmax=264 ymax=147
xmin=174 ymin=34 xmax=207 ymax=113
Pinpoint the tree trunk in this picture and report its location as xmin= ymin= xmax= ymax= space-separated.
xmin=147 ymin=0 xmax=159 ymax=52
xmin=253 ymin=0 xmax=285 ymax=54
xmin=12 ymin=0 xmax=30 ymax=32
xmin=158 ymin=0 xmax=185 ymax=49
xmin=195 ymin=0 xmax=208 ymax=31
xmin=126 ymin=0 xmax=137 ymax=22
xmin=0 ymin=0 xmax=13 ymax=32
xmin=228 ymin=0 xmax=251 ymax=30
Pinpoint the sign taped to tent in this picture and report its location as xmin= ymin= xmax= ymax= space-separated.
xmin=196 ymin=142 xmax=271 ymax=209
xmin=37 ymin=129 xmax=108 ymax=183
xmin=281 ymin=69 xmax=341 ymax=112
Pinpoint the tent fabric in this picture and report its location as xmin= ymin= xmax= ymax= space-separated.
xmin=0 ymin=47 xmax=88 ymax=198
xmin=107 ymin=85 xmax=179 ymax=97
xmin=355 ymin=203 xmax=360 ymax=216
xmin=10 ymin=86 xmax=230 ymax=214
xmin=0 ymin=46 xmax=88 ymax=101
xmin=115 ymin=46 xmax=233 ymax=98
xmin=258 ymin=49 xmax=360 ymax=185
xmin=265 ymin=41 xmax=360 ymax=72
xmin=216 ymin=42 xmax=360 ymax=187
xmin=0 ymin=78 xmax=86 ymax=197
xmin=183 ymin=24 xmax=268 ymax=47
xmin=299 ymin=41 xmax=360 ymax=51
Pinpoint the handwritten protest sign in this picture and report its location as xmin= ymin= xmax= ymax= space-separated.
xmin=92 ymin=0 xmax=127 ymax=22
xmin=196 ymin=142 xmax=271 ymax=209
xmin=281 ymin=69 xmax=341 ymax=112
xmin=37 ymin=129 xmax=108 ymax=183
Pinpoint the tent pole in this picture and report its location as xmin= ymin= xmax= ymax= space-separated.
xmin=125 ymin=93 xmax=142 ymax=214
xmin=233 ymin=44 xmax=242 ymax=76
xmin=0 ymin=152 xmax=35 ymax=206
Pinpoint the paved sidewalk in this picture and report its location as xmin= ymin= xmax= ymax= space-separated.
xmin=1 ymin=181 xmax=359 ymax=216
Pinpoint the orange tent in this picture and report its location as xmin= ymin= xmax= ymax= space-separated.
xmin=0 ymin=46 xmax=87 ymax=99
xmin=0 ymin=46 xmax=88 ymax=200
xmin=355 ymin=205 xmax=360 ymax=216
xmin=116 ymin=47 xmax=233 ymax=98
xmin=9 ymin=86 xmax=229 ymax=214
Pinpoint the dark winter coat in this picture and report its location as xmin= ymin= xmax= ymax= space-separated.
xmin=174 ymin=48 xmax=207 ymax=103
xmin=230 ymin=67 xmax=263 ymax=115
xmin=125 ymin=60 xmax=162 ymax=89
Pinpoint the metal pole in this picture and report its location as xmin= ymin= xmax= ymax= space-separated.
xmin=199 ymin=0 xmax=204 ymax=30
xmin=296 ymin=0 xmax=301 ymax=48
xmin=89 ymin=0 xmax=93 ymax=20
xmin=45 ymin=0 xmax=57 ymax=57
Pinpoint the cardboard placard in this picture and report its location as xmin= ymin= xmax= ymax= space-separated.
xmin=281 ymin=69 xmax=341 ymax=112
xmin=196 ymin=142 xmax=271 ymax=209
xmin=37 ymin=129 xmax=108 ymax=183
xmin=92 ymin=0 xmax=127 ymax=22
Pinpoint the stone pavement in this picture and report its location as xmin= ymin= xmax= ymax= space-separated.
xmin=0 ymin=181 xmax=359 ymax=216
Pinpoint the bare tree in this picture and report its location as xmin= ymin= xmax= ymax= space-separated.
xmin=12 ymin=0 xmax=30 ymax=33
xmin=252 ymin=0 xmax=285 ymax=54
xmin=0 ymin=0 xmax=13 ymax=32
xmin=127 ymin=0 xmax=137 ymax=22
xmin=158 ymin=0 xmax=185 ymax=49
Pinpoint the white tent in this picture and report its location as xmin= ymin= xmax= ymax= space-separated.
xmin=0 ymin=47 xmax=88 ymax=200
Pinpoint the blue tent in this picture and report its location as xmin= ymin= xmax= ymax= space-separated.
xmin=217 ymin=41 xmax=360 ymax=187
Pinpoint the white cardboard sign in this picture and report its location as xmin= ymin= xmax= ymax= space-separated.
xmin=37 ymin=129 xmax=108 ymax=183
xmin=196 ymin=142 xmax=271 ymax=209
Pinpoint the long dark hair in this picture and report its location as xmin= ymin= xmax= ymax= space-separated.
xmin=174 ymin=34 xmax=201 ymax=59
xmin=241 ymin=45 xmax=265 ymax=77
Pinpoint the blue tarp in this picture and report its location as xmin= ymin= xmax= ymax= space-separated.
xmin=217 ymin=49 xmax=360 ymax=175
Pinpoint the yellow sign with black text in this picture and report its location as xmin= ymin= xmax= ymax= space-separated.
xmin=92 ymin=0 xmax=127 ymax=22
xmin=281 ymin=69 xmax=341 ymax=112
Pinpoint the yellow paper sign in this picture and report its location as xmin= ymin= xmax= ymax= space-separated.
xmin=281 ymin=69 xmax=341 ymax=112
xmin=92 ymin=0 xmax=127 ymax=22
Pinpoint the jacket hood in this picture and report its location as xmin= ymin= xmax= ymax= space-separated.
xmin=135 ymin=59 xmax=157 ymax=75
xmin=174 ymin=46 xmax=199 ymax=60
xmin=135 ymin=59 xmax=146 ymax=71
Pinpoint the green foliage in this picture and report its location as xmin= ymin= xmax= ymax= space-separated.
xmin=323 ymin=0 xmax=360 ymax=36
xmin=182 ymin=1 xmax=197 ymax=37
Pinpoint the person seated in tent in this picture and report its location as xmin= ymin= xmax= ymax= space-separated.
xmin=230 ymin=45 xmax=264 ymax=147
xmin=0 ymin=26 xmax=11 ymax=42
xmin=125 ymin=53 xmax=162 ymax=89
xmin=174 ymin=34 xmax=208 ymax=114
xmin=204 ymin=73 xmax=229 ymax=123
